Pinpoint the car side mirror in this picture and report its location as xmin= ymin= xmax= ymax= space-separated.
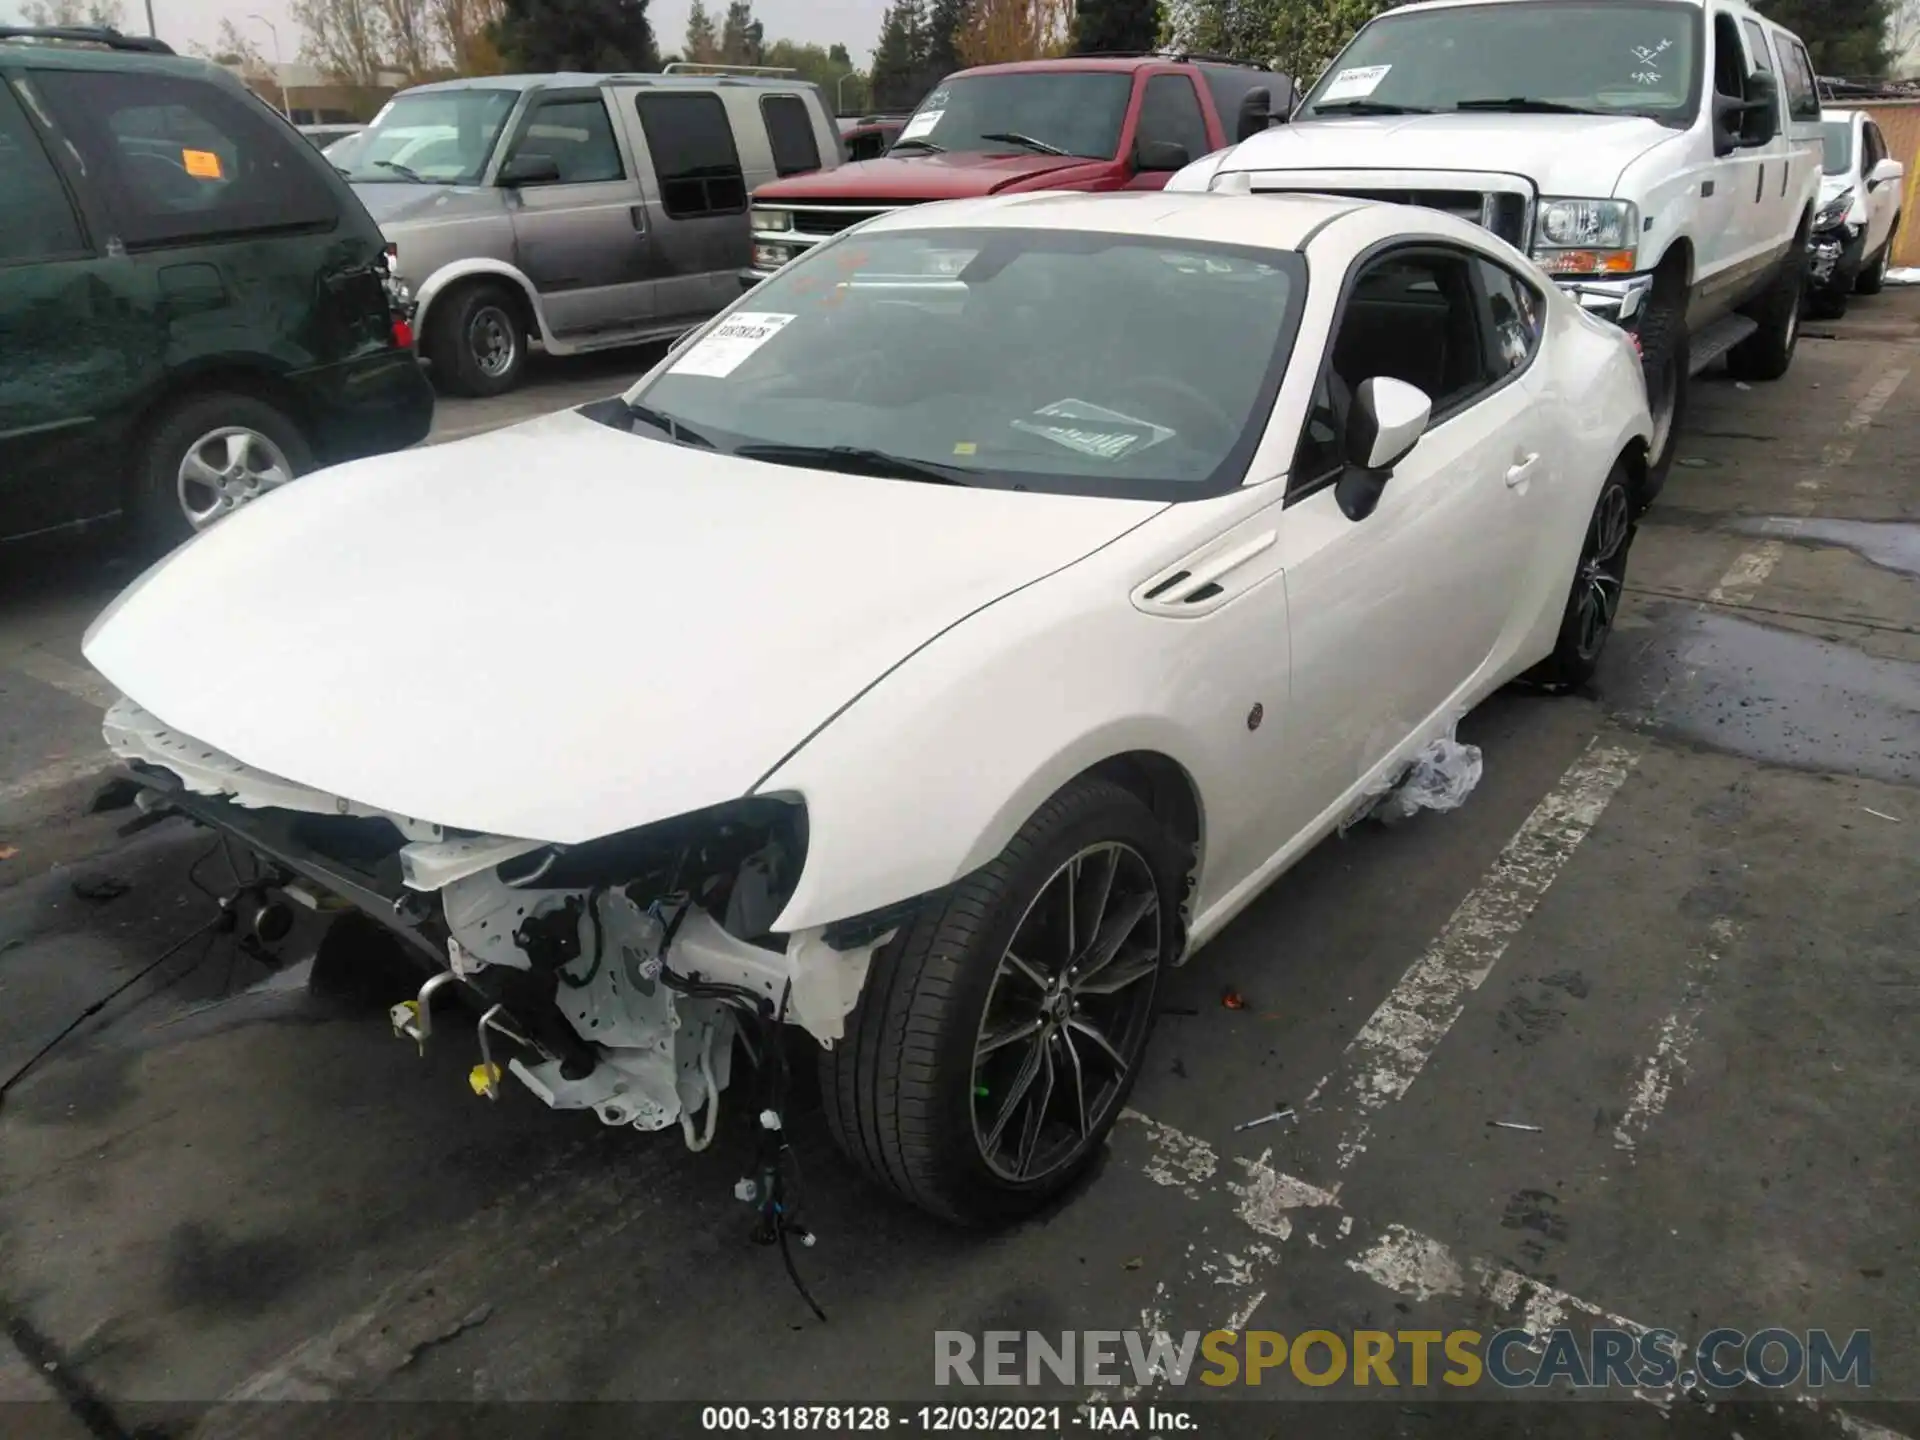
xmin=1135 ymin=138 xmax=1192 ymax=172
xmin=1336 ymin=376 xmax=1431 ymax=522
xmin=1740 ymin=72 xmax=1779 ymax=145
xmin=1237 ymin=87 xmax=1277 ymax=142
xmin=1869 ymin=156 xmax=1902 ymax=190
xmin=500 ymin=152 xmax=562 ymax=186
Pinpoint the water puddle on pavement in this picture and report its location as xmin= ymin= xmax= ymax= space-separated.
xmin=1614 ymin=603 xmax=1920 ymax=785
xmin=1728 ymin=515 xmax=1920 ymax=580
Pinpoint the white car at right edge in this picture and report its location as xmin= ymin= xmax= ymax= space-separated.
xmin=1808 ymin=107 xmax=1904 ymax=316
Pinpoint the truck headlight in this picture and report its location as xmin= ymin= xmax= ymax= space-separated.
xmin=754 ymin=207 xmax=793 ymax=233
xmin=1533 ymin=198 xmax=1639 ymax=275
xmin=1814 ymin=187 xmax=1856 ymax=230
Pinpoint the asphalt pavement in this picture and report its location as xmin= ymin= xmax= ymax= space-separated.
xmin=0 ymin=312 xmax=1914 ymax=1440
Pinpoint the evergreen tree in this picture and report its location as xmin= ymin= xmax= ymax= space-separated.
xmin=1073 ymin=0 xmax=1162 ymax=53
xmin=720 ymin=0 xmax=766 ymax=64
xmin=870 ymin=0 xmax=933 ymax=110
xmin=494 ymin=0 xmax=658 ymax=72
xmin=1757 ymin=0 xmax=1893 ymax=74
xmin=683 ymin=0 xmax=720 ymax=62
xmin=928 ymin=0 xmax=971 ymax=73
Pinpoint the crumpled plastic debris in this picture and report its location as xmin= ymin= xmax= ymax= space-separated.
xmin=1348 ymin=733 xmax=1485 ymax=831
xmin=71 ymin=874 xmax=132 ymax=902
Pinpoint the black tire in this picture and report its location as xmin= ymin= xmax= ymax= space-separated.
xmin=1855 ymin=221 xmax=1896 ymax=295
xmin=1634 ymin=293 xmax=1688 ymax=510
xmin=1524 ymin=461 xmax=1636 ymax=692
xmin=426 ymin=281 xmax=527 ymax=397
xmin=1807 ymin=282 xmax=1851 ymax=320
xmin=1727 ymin=245 xmax=1806 ymax=382
xmin=821 ymin=776 xmax=1187 ymax=1226
xmin=131 ymin=391 xmax=313 ymax=553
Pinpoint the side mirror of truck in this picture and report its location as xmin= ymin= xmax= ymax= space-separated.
xmin=1136 ymin=139 xmax=1192 ymax=172
xmin=1740 ymin=72 xmax=1779 ymax=146
xmin=1237 ymin=87 xmax=1279 ymax=142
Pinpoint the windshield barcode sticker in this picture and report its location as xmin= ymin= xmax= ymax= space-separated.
xmin=669 ymin=312 xmax=796 ymax=378
xmin=900 ymin=108 xmax=944 ymax=141
xmin=1321 ymin=65 xmax=1391 ymax=102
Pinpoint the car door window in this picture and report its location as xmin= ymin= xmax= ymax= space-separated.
xmin=1740 ymin=17 xmax=1774 ymax=75
xmin=508 ymin=96 xmax=623 ymax=183
xmin=635 ymin=91 xmax=746 ymax=218
xmin=1865 ymin=121 xmax=1886 ymax=170
xmin=0 ymin=84 xmax=86 ymax=265
xmin=1779 ymin=39 xmax=1820 ymax=122
xmin=761 ymin=94 xmax=822 ymax=177
xmin=26 ymin=68 xmax=336 ymax=249
xmin=1712 ymin=13 xmax=1749 ymax=103
xmin=1137 ymin=75 xmax=1210 ymax=166
xmin=1477 ymin=259 xmax=1544 ymax=374
xmin=1292 ymin=249 xmax=1495 ymax=496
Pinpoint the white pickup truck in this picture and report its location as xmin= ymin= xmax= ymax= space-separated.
xmin=1167 ymin=0 xmax=1824 ymax=507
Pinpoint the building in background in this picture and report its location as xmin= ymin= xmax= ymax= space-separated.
xmin=217 ymin=60 xmax=404 ymax=124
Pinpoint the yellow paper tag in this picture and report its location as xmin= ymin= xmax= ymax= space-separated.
xmin=953 ymin=441 xmax=977 ymax=456
xmin=182 ymin=148 xmax=224 ymax=180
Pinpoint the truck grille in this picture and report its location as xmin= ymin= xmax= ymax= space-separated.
xmin=785 ymin=202 xmax=908 ymax=241
xmin=1251 ymin=184 xmax=1533 ymax=251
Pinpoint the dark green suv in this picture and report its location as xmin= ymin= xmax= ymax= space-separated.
xmin=0 ymin=28 xmax=433 ymax=549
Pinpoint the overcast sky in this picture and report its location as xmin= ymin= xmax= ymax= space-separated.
xmin=16 ymin=0 xmax=892 ymax=67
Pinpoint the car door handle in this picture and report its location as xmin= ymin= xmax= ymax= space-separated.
xmin=629 ymin=204 xmax=647 ymax=231
xmin=1505 ymin=454 xmax=1539 ymax=487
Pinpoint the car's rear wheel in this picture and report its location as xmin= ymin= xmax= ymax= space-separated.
xmin=427 ymin=281 xmax=527 ymax=397
xmin=1727 ymin=245 xmax=1806 ymax=382
xmin=821 ymin=776 xmax=1184 ymax=1225
xmin=132 ymin=392 xmax=312 ymax=552
xmin=1525 ymin=461 xmax=1635 ymax=691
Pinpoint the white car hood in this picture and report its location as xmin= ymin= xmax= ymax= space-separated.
xmin=1212 ymin=113 xmax=1676 ymax=199
xmin=84 ymin=409 xmax=1161 ymax=843
xmin=1818 ymin=173 xmax=1853 ymax=204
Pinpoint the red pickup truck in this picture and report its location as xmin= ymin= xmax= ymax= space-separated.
xmin=746 ymin=54 xmax=1293 ymax=282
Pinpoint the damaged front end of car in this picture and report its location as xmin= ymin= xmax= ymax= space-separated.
xmin=102 ymin=697 xmax=903 ymax=1147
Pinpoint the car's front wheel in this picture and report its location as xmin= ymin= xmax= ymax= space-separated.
xmin=1855 ymin=221 xmax=1897 ymax=294
xmin=427 ymin=281 xmax=528 ymax=397
xmin=821 ymin=776 xmax=1186 ymax=1225
xmin=1525 ymin=460 xmax=1636 ymax=691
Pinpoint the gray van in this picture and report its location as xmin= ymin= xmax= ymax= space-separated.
xmin=335 ymin=70 xmax=841 ymax=395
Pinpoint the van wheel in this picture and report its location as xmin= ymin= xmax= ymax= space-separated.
xmin=1524 ymin=461 xmax=1635 ymax=692
xmin=427 ymin=282 xmax=527 ymax=397
xmin=820 ymin=777 xmax=1184 ymax=1226
xmin=1727 ymin=246 xmax=1805 ymax=382
xmin=132 ymin=392 xmax=312 ymax=553
xmin=1634 ymin=296 xmax=1687 ymax=510
xmin=1855 ymin=223 xmax=1896 ymax=294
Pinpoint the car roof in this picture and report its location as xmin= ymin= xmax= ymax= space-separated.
xmin=953 ymin=55 xmax=1272 ymax=78
xmin=857 ymin=190 xmax=1365 ymax=252
xmin=0 ymin=32 xmax=231 ymax=79
xmin=401 ymin=71 xmax=820 ymax=95
xmin=1819 ymin=108 xmax=1863 ymax=124
xmin=1375 ymin=0 xmax=1734 ymax=16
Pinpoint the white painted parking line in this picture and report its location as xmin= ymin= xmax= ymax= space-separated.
xmin=1301 ymin=737 xmax=1640 ymax=1176
xmin=1613 ymin=917 xmax=1732 ymax=1161
xmin=1707 ymin=364 xmax=1908 ymax=606
xmin=8 ymin=647 xmax=113 ymax=710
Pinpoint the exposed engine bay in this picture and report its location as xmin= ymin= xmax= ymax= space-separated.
xmin=102 ymin=698 xmax=901 ymax=1152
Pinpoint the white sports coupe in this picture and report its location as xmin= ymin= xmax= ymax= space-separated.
xmin=84 ymin=191 xmax=1650 ymax=1226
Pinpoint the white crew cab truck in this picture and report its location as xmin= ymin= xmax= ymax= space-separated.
xmin=1167 ymin=0 xmax=1822 ymax=505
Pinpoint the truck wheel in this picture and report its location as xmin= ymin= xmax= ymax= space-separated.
xmin=426 ymin=281 xmax=527 ymax=397
xmin=1727 ymin=246 xmax=1806 ymax=382
xmin=820 ymin=776 xmax=1184 ymax=1226
xmin=1635 ymin=296 xmax=1687 ymax=509
xmin=1855 ymin=222 xmax=1896 ymax=294
xmin=131 ymin=391 xmax=313 ymax=553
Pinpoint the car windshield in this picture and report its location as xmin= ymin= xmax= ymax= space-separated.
xmin=619 ymin=228 xmax=1305 ymax=499
xmin=336 ymin=89 xmax=518 ymax=184
xmin=890 ymin=72 xmax=1133 ymax=159
xmin=1821 ymin=120 xmax=1854 ymax=175
xmin=1297 ymin=1 xmax=1702 ymax=126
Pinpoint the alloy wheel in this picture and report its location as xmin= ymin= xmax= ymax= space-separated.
xmin=176 ymin=426 xmax=294 ymax=529
xmin=971 ymin=842 xmax=1163 ymax=1184
xmin=1574 ymin=483 xmax=1632 ymax=661
xmin=469 ymin=305 xmax=518 ymax=378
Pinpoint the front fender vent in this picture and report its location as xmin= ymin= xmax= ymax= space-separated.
xmin=1130 ymin=530 xmax=1279 ymax=618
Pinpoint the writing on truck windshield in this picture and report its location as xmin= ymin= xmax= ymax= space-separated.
xmin=1298 ymin=1 xmax=1703 ymax=126
xmin=891 ymin=72 xmax=1133 ymax=159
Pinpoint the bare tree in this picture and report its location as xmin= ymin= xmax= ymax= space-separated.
xmin=1889 ymin=0 xmax=1920 ymax=73
xmin=958 ymin=0 xmax=1073 ymax=64
xmin=378 ymin=0 xmax=441 ymax=78
xmin=291 ymin=0 xmax=393 ymax=85
xmin=433 ymin=0 xmax=505 ymax=73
